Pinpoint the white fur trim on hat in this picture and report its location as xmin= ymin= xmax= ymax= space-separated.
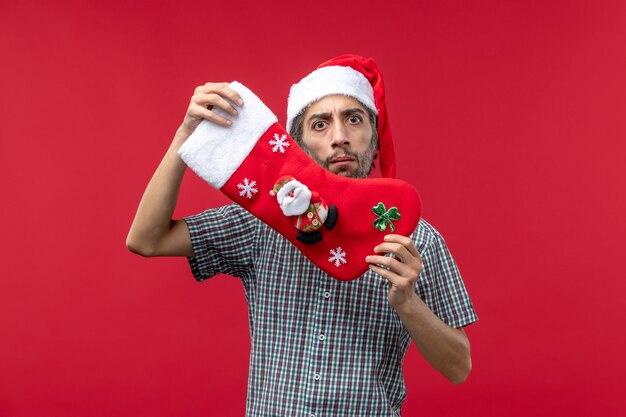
xmin=178 ymin=81 xmax=278 ymax=189
xmin=286 ymin=66 xmax=377 ymax=133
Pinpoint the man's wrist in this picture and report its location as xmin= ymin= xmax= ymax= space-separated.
xmin=392 ymin=291 xmax=427 ymax=316
xmin=173 ymin=127 xmax=191 ymax=145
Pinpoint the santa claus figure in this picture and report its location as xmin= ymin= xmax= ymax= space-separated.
xmin=270 ymin=175 xmax=338 ymax=244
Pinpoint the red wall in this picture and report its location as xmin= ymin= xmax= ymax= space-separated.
xmin=2 ymin=1 xmax=625 ymax=416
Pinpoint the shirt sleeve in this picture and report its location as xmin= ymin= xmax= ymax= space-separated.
xmin=414 ymin=219 xmax=478 ymax=328
xmin=183 ymin=204 xmax=258 ymax=282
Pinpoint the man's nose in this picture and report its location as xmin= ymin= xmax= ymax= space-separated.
xmin=330 ymin=123 xmax=349 ymax=148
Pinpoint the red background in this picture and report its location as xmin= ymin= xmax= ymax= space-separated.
xmin=2 ymin=1 xmax=625 ymax=416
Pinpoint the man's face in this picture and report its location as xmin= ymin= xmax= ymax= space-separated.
xmin=300 ymin=95 xmax=376 ymax=178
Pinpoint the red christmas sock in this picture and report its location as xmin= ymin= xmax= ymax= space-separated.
xmin=179 ymin=82 xmax=421 ymax=281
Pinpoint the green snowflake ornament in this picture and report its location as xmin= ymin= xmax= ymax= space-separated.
xmin=372 ymin=202 xmax=401 ymax=232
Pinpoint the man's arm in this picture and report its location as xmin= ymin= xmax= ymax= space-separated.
xmin=126 ymin=131 xmax=193 ymax=257
xmin=126 ymin=83 xmax=243 ymax=257
xmin=366 ymin=235 xmax=472 ymax=384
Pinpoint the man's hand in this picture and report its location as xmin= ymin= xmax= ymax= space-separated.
xmin=366 ymin=234 xmax=423 ymax=310
xmin=178 ymin=82 xmax=244 ymax=139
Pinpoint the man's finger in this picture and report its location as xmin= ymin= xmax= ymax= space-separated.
xmin=366 ymin=254 xmax=398 ymax=267
xmin=366 ymin=255 xmax=414 ymax=276
xmin=384 ymin=234 xmax=420 ymax=258
xmin=372 ymin=242 xmax=413 ymax=264
xmin=368 ymin=264 xmax=392 ymax=280
xmin=368 ymin=264 xmax=408 ymax=285
xmin=194 ymin=83 xmax=244 ymax=109
xmin=214 ymin=84 xmax=244 ymax=107
xmin=190 ymin=106 xmax=233 ymax=126
xmin=197 ymin=93 xmax=239 ymax=117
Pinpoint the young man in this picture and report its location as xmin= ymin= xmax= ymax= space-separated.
xmin=127 ymin=55 xmax=477 ymax=416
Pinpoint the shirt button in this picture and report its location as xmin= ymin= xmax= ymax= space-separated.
xmin=307 ymin=212 xmax=314 ymax=219
xmin=323 ymin=291 xmax=330 ymax=298
xmin=310 ymin=414 xmax=316 ymax=417
xmin=319 ymin=334 xmax=325 ymax=341
xmin=313 ymin=373 xmax=321 ymax=381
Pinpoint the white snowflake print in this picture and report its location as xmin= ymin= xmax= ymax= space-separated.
xmin=237 ymin=178 xmax=258 ymax=199
xmin=329 ymin=247 xmax=347 ymax=268
xmin=269 ymin=133 xmax=290 ymax=153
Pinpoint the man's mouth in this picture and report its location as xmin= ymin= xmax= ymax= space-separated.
xmin=329 ymin=156 xmax=355 ymax=164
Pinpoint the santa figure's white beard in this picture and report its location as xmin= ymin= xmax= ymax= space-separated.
xmin=276 ymin=180 xmax=312 ymax=216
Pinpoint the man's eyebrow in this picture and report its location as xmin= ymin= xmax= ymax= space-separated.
xmin=306 ymin=108 xmax=367 ymax=123
xmin=341 ymin=108 xmax=367 ymax=116
xmin=307 ymin=112 xmax=331 ymax=123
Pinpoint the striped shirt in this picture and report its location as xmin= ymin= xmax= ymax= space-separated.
xmin=184 ymin=204 xmax=477 ymax=417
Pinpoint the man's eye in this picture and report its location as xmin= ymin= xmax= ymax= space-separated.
xmin=347 ymin=115 xmax=362 ymax=124
xmin=313 ymin=121 xmax=327 ymax=130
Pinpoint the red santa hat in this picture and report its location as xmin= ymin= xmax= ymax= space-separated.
xmin=286 ymin=54 xmax=396 ymax=178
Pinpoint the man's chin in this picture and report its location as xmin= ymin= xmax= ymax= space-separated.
xmin=333 ymin=168 xmax=369 ymax=179
xmin=331 ymin=167 xmax=355 ymax=177
xmin=324 ymin=160 xmax=369 ymax=178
